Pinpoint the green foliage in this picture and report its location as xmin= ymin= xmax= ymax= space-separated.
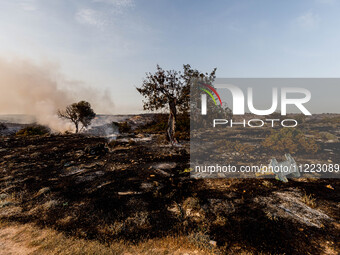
xmin=262 ymin=128 xmax=319 ymax=154
xmin=16 ymin=124 xmax=50 ymax=137
xmin=137 ymin=65 xmax=184 ymax=112
xmin=137 ymin=64 xmax=215 ymax=114
xmin=58 ymin=101 xmax=96 ymax=133
xmin=190 ymin=79 xmax=232 ymax=130
xmin=137 ymin=65 xmax=216 ymax=142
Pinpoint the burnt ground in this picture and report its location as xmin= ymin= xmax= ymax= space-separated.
xmin=0 ymin=132 xmax=339 ymax=254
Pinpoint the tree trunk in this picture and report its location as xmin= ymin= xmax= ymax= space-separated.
xmin=75 ymin=122 xmax=79 ymax=133
xmin=167 ymin=99 xmax=177 ymax=144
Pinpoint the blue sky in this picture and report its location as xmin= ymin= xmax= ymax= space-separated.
xmin=0 ymin=0 xmax=339 ymax=113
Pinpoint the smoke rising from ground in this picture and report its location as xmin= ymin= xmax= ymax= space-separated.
xmin=0 ymin=57 xmax=114 ymax=132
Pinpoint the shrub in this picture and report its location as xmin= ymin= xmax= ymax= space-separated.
xmin=137 ymin=114 xmax=167 ymax=133
xmin=262 ymin=128 xmax=318 ymax=154
xmin=266 ymin=111 xmax=285 ymax=122
xmin=16 ymin=124 xmax=50 ymax=137
xmin=216 ymin=140 xmax=255 ymax=155
xmin=233 ymin=141 xmax=255 ymax=154
xmin=318 ymin=132 xmax=339 ymax=142
xmin=301 ymin=193 xmax=316 ymax=208
xmin=0 ymin=123 xmax=7 ymax=131
xmin=137 ymin=113 xmax=189 ymax=140
xmin=116 ymin=121 xmax=131 ymax=133
xmin=323 ymin=116 xmax=340 ymax=124
xmin=309 ymin=130 xmax=339 ymax=142
xmin=294 ymin=114 xmax=306 ymax=124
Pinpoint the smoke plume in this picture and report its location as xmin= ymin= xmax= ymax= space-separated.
xmin=0 ymin=57 xmax=114 ymax=132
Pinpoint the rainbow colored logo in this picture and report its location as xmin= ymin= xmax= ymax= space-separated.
xmin=198 ymin=83 xmax=222 ymax=106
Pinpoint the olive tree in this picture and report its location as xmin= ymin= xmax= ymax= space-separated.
xmin=137 ymin=64 xmax=217 ymax=143
xmin=58 ymin=101 xmax=96 ymax=133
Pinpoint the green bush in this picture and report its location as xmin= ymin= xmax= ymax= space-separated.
xmin=16 ymin=124 xmax=50 ymax=137
xmin=262 ymin=128 xmax=318 ymax=154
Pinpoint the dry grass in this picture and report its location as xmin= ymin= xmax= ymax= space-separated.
xmin=0 ymin=222 xmax=217 ymax=255
xmin=301 ymin=193 xmax=317 ymax=208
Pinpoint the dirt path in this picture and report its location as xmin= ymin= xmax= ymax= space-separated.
xmin=0 ymin=225 xmax=37 ymax=255
xmin=0 ymin=223 xmax=210 ymax=255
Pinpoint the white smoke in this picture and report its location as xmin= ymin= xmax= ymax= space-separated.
xmin=0 ymin=57 xmax=114 ymax=132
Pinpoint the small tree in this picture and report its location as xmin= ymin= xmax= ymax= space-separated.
xmin=137 ymin=64 xmax=217 ymax=144
xmin=58 ymin=101 xmax=96 ymax=133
